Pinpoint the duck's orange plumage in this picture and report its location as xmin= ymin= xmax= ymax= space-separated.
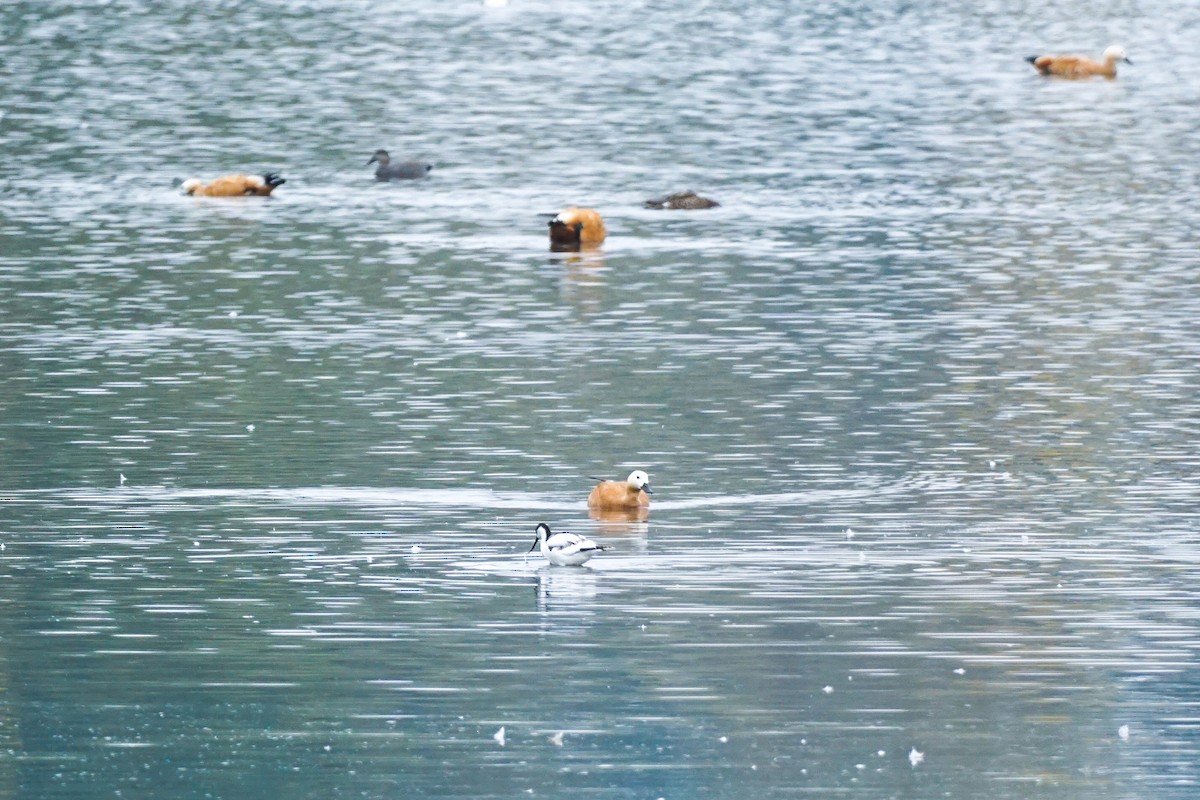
xmin=182 ymin=173 xmax=286 ymax=197
xmin=548 ymin=207 xmax=606 ymax=249
xmin=1026 ymin=46 xmax=1130 ymax=79
xmin=587 ymin=470 xmax=652 ymax=511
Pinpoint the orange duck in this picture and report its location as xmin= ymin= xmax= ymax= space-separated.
xmin=182 ymin=173 xmax=286 ymax=197
xmin=548 ymin=207 xmax=606 ymax=250
xmin=1026 ymin=45 xmax=1131 ymax=79
xmin=587 ymin=470 xmax=652 ymax=512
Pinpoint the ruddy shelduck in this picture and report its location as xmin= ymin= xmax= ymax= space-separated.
xmin=548 ymin=207 xmax=607 ymax=249
xmin=367 ymin=149 xmax=432 ymax=181
xmin=528 ymin=523 xmax=606 ymax=567
xmin=1026 ymin=45 xmax=1131 ymax=79
xmin=587 ymin=470 xmax=652 ymax=511
xmin=181 ymin=173 xmax=286 ymax=197
xmin=644 ymin=191 xmax=720 ymax=210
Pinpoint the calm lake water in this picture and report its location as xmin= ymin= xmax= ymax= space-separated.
xmin=2 ymin=0 xmax=1200 ymax=797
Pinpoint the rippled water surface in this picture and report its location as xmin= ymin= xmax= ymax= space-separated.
xmin=2 ymin=0 xmax=1200 ymax=797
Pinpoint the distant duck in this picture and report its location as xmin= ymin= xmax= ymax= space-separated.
xmin=548 ymin=207 xmax=607 ymax=250
xmin=587 ymin=470 xmax=652 ymax=512
xmin=528 ymin=522 xmax=607 ymax=566
xmin=367 ymin=149 xmax=433 ymax=181
xmin=1026 ymin=45 xmax=1131 ymax=79
xmin=644 ymin=191 xmax=720 ymax=210
xmin=181 ymin=173 xmax=285 ymax=197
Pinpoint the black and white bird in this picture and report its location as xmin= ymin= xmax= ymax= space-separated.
xmin=527 ymin=522 xmax=606 ymax=566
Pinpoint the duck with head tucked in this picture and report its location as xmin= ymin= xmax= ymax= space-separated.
xmin=644 ymin=191 xmax=720 ymax=210
xmin=587 ymin=470 xmax=652 ymax=512
xmin=182 ymin=173 xmax=286 ymax=197
xmin=548 ymin=207 xmax=606 ymax=250
xmin=367 ymin=149 xmax=433 ymax=181
xmin=1026 ymin=45 xmax=1131 ymax=79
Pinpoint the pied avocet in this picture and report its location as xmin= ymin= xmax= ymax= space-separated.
xmin=528 ymin=522 xmax=606 ymax=567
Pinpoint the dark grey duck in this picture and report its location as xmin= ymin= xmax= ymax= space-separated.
xmin=367 ymin=149 xmax=433 ymax=181
xmin=643 ymin=191 xmax=719 ymax=210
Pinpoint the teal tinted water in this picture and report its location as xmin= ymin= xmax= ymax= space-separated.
xmin=2 ymin=0 xmax=1199 ymax=797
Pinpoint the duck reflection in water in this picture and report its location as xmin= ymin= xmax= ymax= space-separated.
xmin=557 ymin=248 xmax=607 ymax=316
xmin=535 ymin=566 xmax=600 ymax=616
xmin=588 ymin=504 xmax=649 ymax=530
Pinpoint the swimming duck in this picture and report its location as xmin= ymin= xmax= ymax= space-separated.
xmin=548 ymin=207 xmax=607 ymax=249
xmin=528 ymin=523 xmax=607 ymax=566
xmin=181 ymin=173 xmax=285 ymax=197
xmin=1026 ymin=45 xmax=1131 ymax=79
xmin=367 ymin=149 xmax=433 ymax=181
xmin=587 ymin=470 xmax=652 ymax=511
xmin=644 ymin=191 xmax=720 ymax=210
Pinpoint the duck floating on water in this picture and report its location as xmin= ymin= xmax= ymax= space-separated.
xmin=1026 ymin=45 xmax=1131 ymax=79
xmin=181 ymin=173 xmax=285 ymax=197
xmin=367 ymin=149 xmax=433 ymax=181
xmin=548 ymin=207 xmax=606 ymax=250
xmin=587 ymin=470 xmax=652 ymax=512
xmin=644 ymin=191 xmax=720 ymax=210
xmin=528 ymin=523 xmax=607 ymax=566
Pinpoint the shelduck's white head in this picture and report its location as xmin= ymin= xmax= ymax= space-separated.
xmin=626 ymin=470 xmax=653 ymax=494
xmin=1103 ymin=45 xmax=1131 ymax=65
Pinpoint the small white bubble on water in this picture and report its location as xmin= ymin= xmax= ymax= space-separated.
xmin=909 ymin=747 xmax=924 ymax=767
xmin=1118 ymin=724 xmax=1130 ymax=741
xmin=822 ymin=686 xmax=833 ymax=694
